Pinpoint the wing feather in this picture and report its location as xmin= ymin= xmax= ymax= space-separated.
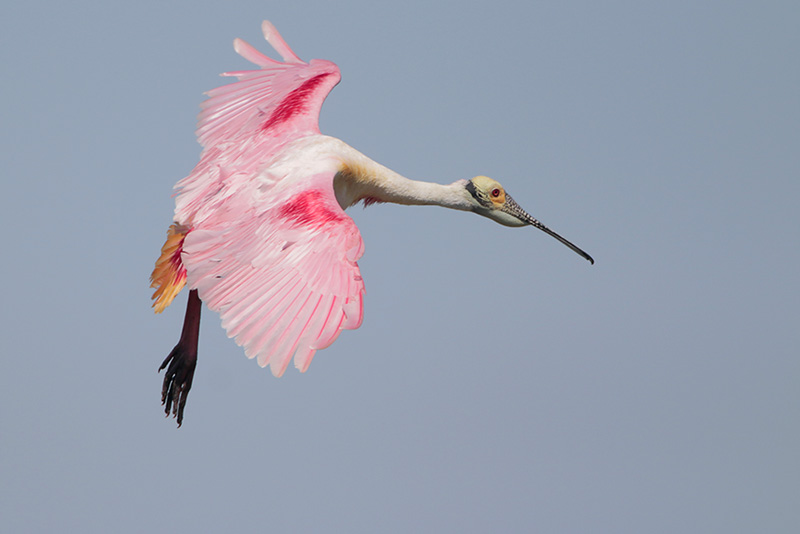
xmin=232 ymin=37 xmax=280 ymax=68
xmin=174 ymin=22 xmax=341 ymax=228
xmin=225 ymin=271 xmax=298 ymax=340
xmin=181 ymin=171 xmax=366 ymax=376
xmin=170 ymin=23 xmax=364 ymax=376
xmin=247 ymin=279 xmax=306 ymax=351
xmin=292 ymin=294 xmax=336 ymax=372
xmin=258 ymin=291 xmax=315 ymax=373
xmin=196 ymin=42 xmax=340 ymax=148
xmin=249 ymin=283 xmax=307 ymax=367
xmin=272 ymin=293 xmax=323 ymax=365
xmin=312 ymin=297 xmax=345 ymax=351
xmin=260 ymin=20 xmax=303 ymax=64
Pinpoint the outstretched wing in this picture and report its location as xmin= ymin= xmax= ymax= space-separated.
xmin=174 ymin=21 xmax=341 ymax=224
xmin=182 ymin=172 xmax=366 ymax=377
xmin=197 ymin=20 xmax=341 ymax=148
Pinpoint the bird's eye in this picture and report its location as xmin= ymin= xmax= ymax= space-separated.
xmin=491 ymin=188 xmax=501 ymax=198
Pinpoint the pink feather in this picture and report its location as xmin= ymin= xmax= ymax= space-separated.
xmin=173 ymin=23 xmax=364 ymax=376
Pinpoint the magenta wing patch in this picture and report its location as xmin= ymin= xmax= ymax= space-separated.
xmin=262 ymin=73 xmax=334 ymax=132
xmin=279 ymin=189 xmax=346 ymax=228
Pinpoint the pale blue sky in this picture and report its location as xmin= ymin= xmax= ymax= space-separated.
xmin=2 ymin=1 xmax=798 ymax=532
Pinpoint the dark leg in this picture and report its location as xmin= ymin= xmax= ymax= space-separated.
xmin=159 ymin=289 xmax=201 ymax=427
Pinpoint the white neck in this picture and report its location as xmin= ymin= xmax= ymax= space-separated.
xmin=333 ymin=139 xmax=473 ymax=212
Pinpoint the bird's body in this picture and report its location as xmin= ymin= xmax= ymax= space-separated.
xmin=152 ymin=21 xmax=593 ymax=425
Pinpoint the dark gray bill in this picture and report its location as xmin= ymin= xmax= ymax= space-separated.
xmin=504 ymin=196 xmax=595 ymax=265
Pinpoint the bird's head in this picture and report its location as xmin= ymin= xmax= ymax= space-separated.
xmin=465 ymin=176 xmax=594 ymax=264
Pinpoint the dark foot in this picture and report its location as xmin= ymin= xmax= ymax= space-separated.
xmin=159 ymin=342 xmax=197 ymax=427
xmin=159 ymin=289 xmax=201 ymax=427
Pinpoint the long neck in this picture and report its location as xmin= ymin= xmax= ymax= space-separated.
xmin=335 ymin=140 xmax=471 ymax=211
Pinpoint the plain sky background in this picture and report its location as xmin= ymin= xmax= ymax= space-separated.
xmin=2 ymin=1 xmax=798 ymax=532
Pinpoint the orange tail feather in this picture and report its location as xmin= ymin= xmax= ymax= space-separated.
xmin=150 ymin=223 xmax=189 ymax=313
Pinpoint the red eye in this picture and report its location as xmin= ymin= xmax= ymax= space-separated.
xmin=491 ymin=188 xmax=501 ymax=198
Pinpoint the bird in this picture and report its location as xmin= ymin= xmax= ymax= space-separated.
xmin=151 ymin=21 xmax=594 ymax=426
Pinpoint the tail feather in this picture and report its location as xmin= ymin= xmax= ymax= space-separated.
xmin=151 ymin=223 xmax=189 ymax=313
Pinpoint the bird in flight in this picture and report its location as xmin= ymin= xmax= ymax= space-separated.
xmin=151 ymin=21 xmax=594 ymax=426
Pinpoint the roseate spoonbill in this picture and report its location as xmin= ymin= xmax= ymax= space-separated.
xmin=151 ymin=21 xmax=594 ymax=426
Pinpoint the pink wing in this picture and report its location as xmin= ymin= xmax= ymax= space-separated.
xmin=197 ymin=20 xmax=340 ymax=148
xmin=174 ymin=21 xmax=341 ymax=222
xmin=182 ymin=173 xmax=365 ymax=377
xmin=171 ymin=22 xmax=365 ymax=376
